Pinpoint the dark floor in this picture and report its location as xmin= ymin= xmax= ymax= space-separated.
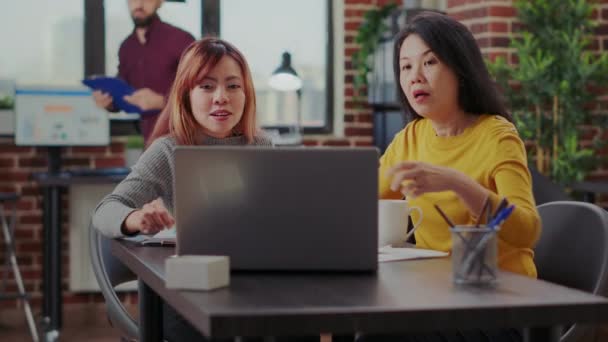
xmin=0 ymin=303 xmax=126 ymax=342
xmin=2 ymin=302 xmax=608 ymax=342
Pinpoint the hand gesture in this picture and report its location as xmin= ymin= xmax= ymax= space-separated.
xmin=92 ymin=90 xmax=113 ymax=110
xmin=123 ymin=198 xmax=175 ymax=235
xmin=387 ymin=161 xmax=464 ymax=199
xmin=123 ymin=88 xmax=165 ymax=111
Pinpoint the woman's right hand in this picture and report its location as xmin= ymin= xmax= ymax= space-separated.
xmin=123 ymin=198 xmax=175 ymax=235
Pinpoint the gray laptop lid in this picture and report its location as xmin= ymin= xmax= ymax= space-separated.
xmin=174 ymin=146 xmax=378 ymax=271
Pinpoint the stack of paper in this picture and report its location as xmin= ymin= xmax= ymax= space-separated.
xmin=378 ymin=245 xmax=448 ymax=262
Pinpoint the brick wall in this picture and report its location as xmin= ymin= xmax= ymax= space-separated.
xmin=1 ymin=0 xmax=607 ymax=312
xmin=447 ymin=0 xmax=608 ymax=207
xmin=0 ymin=137 xmax=132 ymax=310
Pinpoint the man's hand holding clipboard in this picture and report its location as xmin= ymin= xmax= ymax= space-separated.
xmin=82 ymin=76 xmax=164 ymax=113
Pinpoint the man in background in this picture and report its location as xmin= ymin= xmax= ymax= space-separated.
xmin=93 ymin=0 xmax=194 ymax=144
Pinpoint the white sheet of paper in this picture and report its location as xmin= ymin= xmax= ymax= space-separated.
xmin=153 ymin=226 xmax=176 ymax=239
xmin=378 ymin=246 xmax=448 ymax=263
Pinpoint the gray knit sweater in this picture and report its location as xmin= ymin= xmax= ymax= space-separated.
xmin=92 ymin=133 xmax=273 ymax=237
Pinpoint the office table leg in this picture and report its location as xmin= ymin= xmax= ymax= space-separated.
xmin=41 ymin=186 xmax=62 ymax=341
xmin=42 ymin=188 xmax=50 ymax=325
xmin=524 ymin=326 xmax=562 ymax=342
xmin=139 ymin=280 xmax=163 ymax=342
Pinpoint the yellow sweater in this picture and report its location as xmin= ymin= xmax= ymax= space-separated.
xmin=379 ymin=115 xmax=541 ymax=277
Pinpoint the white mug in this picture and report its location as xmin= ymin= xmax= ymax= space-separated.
xmin=378 ymin=199 xmax=423 ymax=247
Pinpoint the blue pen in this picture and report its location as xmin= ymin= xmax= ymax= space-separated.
xmin=487 ymin=204 xmax=515 ymax=229
xmin=461 ymin=204 xmax=515 ymax=276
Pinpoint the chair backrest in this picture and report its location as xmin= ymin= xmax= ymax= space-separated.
xmin=535 ymin=201 xmax=608 ymax=342
xmin=89 ymin=221 xmax=138 ymax=339
xmin=530 ymin=167 xmax=570 ymax=205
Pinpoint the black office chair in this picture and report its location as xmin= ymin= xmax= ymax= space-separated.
xmin=530 ymin=167 xmax=570 ymax=205
xmin=535 ymin=201 xmax=608 ymax=342
xmin=89 ymin=221 xmax=139 ymax=340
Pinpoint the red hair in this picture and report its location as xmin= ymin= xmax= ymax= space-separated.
xmin=148 ymin=37 xmax=257 ymax=146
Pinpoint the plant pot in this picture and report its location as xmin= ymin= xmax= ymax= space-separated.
xmin=125 ymin=148 xmax=143 ymax=167
xmin=0 ymin=109 xmax=15 ymax=135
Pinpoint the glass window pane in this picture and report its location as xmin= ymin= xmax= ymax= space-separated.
xmin=105 ymin=0 xmax=202 ymax=76
xmin=220 ymin=0 xmax=328 ymax=128
xmin=0 ymin=0 xmax=84 ymax=85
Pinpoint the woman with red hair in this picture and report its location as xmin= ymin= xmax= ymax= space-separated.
xmin=92 ymin=38 xmax=275 ymax=342
xmin=94 ymin=37 xmax=271 ymax=239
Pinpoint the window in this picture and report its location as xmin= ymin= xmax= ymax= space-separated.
xmin=105 ymin=0 xmax=202 ymax=76
xmin=215 ymin=0 xmax=333 ymax=134
xmin=0 ymin=0 xmax=84 ymax=84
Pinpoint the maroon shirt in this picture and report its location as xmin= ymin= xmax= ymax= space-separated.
xmin=117 ymin=15 xmax=194 ymax=143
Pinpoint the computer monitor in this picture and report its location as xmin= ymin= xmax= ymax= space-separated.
xmin=15 ymin=85 xmax=109 ymax=146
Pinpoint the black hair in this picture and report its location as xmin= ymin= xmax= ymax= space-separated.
xmin=393 ymin=11 xmax=511 ymax=122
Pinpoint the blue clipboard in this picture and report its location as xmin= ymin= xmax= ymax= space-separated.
xmin=82 ymin=77 xmax=143 ymax=113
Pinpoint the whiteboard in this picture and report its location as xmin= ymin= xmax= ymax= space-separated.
xmin=15 ymin=86 xmax=109 ymax=146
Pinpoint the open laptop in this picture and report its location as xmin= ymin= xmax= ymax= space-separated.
xmin=174 ymin=146 xmax=379 ymax=272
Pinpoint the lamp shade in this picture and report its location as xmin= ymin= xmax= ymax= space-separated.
xmin=268 ymin=52 xmax=303 ymax=92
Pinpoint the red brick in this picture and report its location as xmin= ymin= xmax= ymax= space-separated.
xmin=511 ymin=22 xmax=525 ymax=33
xmin=345 ymin=9 xmax=366 ymax=17
xmin=20 ymin=185 xmax=41 ymax=196
xmin=490 ymin=37 xmax=511 ymax=48
xmin=448 ymin=0 xmax=466 ymax=7
xmin=595 ymin=24 xmax=608 ymax=35
xmin=70 ymin=146 xmax=107 ymax=155
xmin=0 ymin=185 xmax=17 ymax=193
xmin=94 ymin=157 xmax=125 ymax=168
xmin=476 ymin=37 xmax=490 ymax=48
xmin=0 ymin=171 xmax=29 ymax=182
xmin=344 ymin=0 xmax=372 ymax=4
xmin=344 ymin=114 xmax=356 ymax=123
xmin=0 ymin=158 xmax=15 ymax=168
xmin=62 ymin=158 xmax=91 ymax=168
xmin=345 ymin=87 xmax=355 ymax=97
xmin=16 ymin=241 xmax=41 ymax=253
xmin=603 ymin=8 xmax=608 ymax=20
xmin=18 ymin=157 xmax=47 ymax=168
xmin=345 ymin=127 xmax=373 ymax=137
xmin=322 ymin=139 xmax=352 ymax=146
xmin=345 ymin=47 xmax=359 ymax=57
xmin=16 ymin=199 xmax=34 ymax=210
xmin=345 ymin=21 xmax=363 ymax=31
xmin=487 ymin=52 xmax=508 ymax=62
xmin=110 ymin=142 xmax=126 ymax=154
xmin=14 ymin=228 xmax=35 ymax=239
xmin=19 ymin=214 xmax=42 ymax=225
xmin=354 ymin=141 xmax=374 ymax=146
xmin=488 ymin=6 xmax=516 ymax=17
xmin=489 ymin=22 xmax=509 ymax=33
xmin=302 ymin=139 xmax=320 ymax=146
xmin=471 ymin=23 xmax=487 ymax=34
xmin=0 ymin=145 xmax=33 ymax=154
xmin=357 ymin=114 xmax=373 ymax=123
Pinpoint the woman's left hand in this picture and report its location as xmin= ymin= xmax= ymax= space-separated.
xmin=387 ymin=161 xmax=464 ymax=198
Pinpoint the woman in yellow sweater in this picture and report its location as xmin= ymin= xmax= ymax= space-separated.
xmin=361 ymin=11 xmax=540 ymax=342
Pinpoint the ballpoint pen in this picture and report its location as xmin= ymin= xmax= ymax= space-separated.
xmin=462 ymin=205 xmax=516 ymax=277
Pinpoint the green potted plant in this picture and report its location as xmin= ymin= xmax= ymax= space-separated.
xmin=0 ymin=80 xmax=16 ymax=135
xmin=488 ymin=0 xmax=608 ymax=185
xmin=352 ymin=2 xmax=398 ymax=101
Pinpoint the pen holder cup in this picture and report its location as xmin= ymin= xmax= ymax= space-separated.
xmin=450 ymin=225 xmax=499 ymax=287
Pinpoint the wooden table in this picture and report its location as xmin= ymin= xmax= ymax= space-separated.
xmin=111 ymin=240 xmax=608 ymax=342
